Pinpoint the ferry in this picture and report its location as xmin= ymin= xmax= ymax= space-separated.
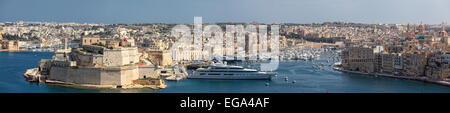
xmin=188 ymin=62 xmax=276 ymax=80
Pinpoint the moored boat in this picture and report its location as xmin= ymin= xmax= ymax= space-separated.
xmin=188 ymin=62 xmax=276 ymax=80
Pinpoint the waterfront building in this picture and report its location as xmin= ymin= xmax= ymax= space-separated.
xmin=375 ymin=53 xmax=382 ymax=73
xmin=402 ymin=51 xmax=428 ymax=77
xmin=1 ymin=40 xmax=19 ymax=51
xmin=393 ymin=53 xmax=403 ymax=74
xmin=374 ymin=46 xmax=385 ymax=73
xmin=426 ymin=51 xmax=450 ymax=80
xmin=341 ymin=46 xmax=376 ymax=73
xmin=381 ymin=52 xmax=395 ymax=74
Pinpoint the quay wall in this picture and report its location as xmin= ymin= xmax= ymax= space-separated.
xmin=138 ymin=65 xmax=159 ymax=79
xmin=334 ymin=66 xmax=450 ymax=87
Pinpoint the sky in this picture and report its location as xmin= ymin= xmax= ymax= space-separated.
xmin=0 ymin=0 xmax=449 ymax=24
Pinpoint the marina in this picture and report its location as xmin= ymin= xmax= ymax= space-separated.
xmin=279 ymin=48 xmax=328 ymax=61
xmin=2 ymin=51 xmax=450 ymax=93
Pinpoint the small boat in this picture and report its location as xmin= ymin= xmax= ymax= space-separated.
xmin=24 ymin=68 xmax=43 ymax=82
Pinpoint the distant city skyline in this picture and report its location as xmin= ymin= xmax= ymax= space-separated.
xmin=0 ymin=0 xmax=449 ymax=24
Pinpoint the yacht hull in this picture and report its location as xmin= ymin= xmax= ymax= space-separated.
xmin=188 ymin=72 xmax=275 ymax=80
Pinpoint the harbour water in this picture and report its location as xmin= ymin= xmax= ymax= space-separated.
xmin=2 ymin=51 xmax=450 ymax=93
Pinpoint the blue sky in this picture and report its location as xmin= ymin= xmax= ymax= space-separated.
xmin=0 ymin=0 xmax=449 ymax=24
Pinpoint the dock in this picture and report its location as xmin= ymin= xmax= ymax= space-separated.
xmin=165 ymin=64 xmax=188 ymax=81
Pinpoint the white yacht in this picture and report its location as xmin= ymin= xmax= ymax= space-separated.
xmin=189 ymin=62 xmax=276 ymax=80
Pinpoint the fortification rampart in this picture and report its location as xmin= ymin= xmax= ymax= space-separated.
xmin=48 ymin=65 xmax=139 ymax=86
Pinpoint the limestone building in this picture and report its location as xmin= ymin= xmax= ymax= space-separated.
xmin=342 ymin=47 xmax=376 ymax=73
xmin=426 ymin=51 xmax=450 ymax=80
xmin=37 ymin=36 xmax=159 ymax=87
xmin=381 ymin=53 xmax=395 ymax=74
xmin=402 ymin=51 xmax=428 ymax=77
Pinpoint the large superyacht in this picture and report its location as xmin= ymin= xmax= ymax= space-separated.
xmin=188 ymin=62 xmax=276 ymax=80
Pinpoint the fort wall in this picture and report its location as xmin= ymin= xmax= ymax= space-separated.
xmin=138 ymin=65 xmax=159 ymax=79
xmin=49 ymin=66 xmax=101 ymax=85
xmin=48 ymin=66 xmax=139 ymax=86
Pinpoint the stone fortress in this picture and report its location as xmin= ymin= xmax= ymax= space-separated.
xmin=35 ymin=34 xmax=165 ymax=88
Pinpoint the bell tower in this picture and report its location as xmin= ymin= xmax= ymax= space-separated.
xmin=418 ymin=22 xmax=425 ymax=35
xmin=439 ymin=22 xmax=447 ymax=37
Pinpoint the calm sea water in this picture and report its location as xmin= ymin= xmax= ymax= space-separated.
xmin=1 ymin=51 xmax=450 ymax=93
